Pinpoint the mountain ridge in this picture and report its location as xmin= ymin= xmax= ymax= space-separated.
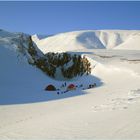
xmin=32 ymin=30 xmax=140 ymax=53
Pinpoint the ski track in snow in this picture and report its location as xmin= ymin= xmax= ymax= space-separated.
xmin=92 ymin=89 xmax=140 ymax=112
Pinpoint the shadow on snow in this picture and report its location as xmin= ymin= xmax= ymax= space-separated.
xmin=0 ymin=74 xmax=103 ymax=105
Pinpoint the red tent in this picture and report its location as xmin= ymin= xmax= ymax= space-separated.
xmin=67 ymin=84 xmax=76 ymax=90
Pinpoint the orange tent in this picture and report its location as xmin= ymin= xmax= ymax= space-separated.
xmin=45 ymin=84 xmax=56 ymax=91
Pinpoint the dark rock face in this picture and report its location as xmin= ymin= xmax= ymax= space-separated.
xmin=27 ymin=37 xmax=91 ymax=79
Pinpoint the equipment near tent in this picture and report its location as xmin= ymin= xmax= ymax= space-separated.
xmin=45 ymin=84 xmax=56 ymax=91
xmin=67 ymin=84 xmax=76 ymax=91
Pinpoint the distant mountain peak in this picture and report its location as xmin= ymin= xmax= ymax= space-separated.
xmin=32 ymin=30 xmax=140 ymax=54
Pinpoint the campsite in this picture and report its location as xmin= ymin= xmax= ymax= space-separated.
xmin=45 ymin=83 xmax=97 ymax=94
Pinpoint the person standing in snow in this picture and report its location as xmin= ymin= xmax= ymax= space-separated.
xmin=80 ymin=84 xmax=83 ymax=87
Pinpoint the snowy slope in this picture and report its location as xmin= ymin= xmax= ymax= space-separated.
xmin=0 ymin=30 xmax=49 ymax=104
xmin=115 ymin=33 xmax=140 ymax=50
xmin=1 ymin=29 xmax=140 ymax=139
xmin=32 ymin=30 xmax=140 ymax=53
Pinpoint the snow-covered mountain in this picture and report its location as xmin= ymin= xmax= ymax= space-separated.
xmin=1 ymin=29 xmax=140 ymax=139
xmin=32 ymin=30 xmax=140 ymax=53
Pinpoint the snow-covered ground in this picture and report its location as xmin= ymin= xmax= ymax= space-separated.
xmin=0 ymin=29 xmax=140 ymax=139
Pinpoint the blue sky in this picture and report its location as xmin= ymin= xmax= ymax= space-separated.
xmin=0 ymin=1 xmax=140 ymax=35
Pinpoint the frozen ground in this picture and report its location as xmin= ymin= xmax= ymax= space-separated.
xmin=0 ymin=30 xmax=140 ymax=140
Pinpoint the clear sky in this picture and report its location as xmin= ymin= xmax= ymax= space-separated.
xmin=0 ymin=1 xmax=140 ymax=35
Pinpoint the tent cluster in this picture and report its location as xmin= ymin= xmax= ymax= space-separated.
xmin=45 ymin=83 xmax=96 ymax=93
xmin=45 ymin=84 xmax=76 ymax=91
